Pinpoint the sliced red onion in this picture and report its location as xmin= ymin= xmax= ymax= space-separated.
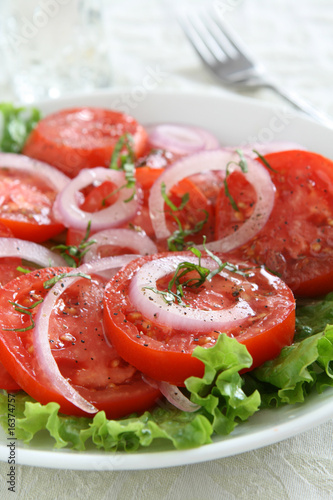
xmin=33 ymin=255 xmax=138 ymax=414
xmin=222 ymin=142 xmax=306 ymax=159
xmin=128 ymin=254 xmax=255 ymax=333
xmin=0 ymin=153 xmax=70 ymax=191
xmin=158 ymin=381 xmax=200 ymax=412
xmin=82 ymin=228 xmax=157 ymax=263
xmin=0 ymin=237 xmax=66 ymax=267
xmin=54 ymin=167 xmax=142 ymax=232
xmin=148 ymin=149 xmax=275 ymax=252
xmin=145 ymin=123 xmax=220 ymax=155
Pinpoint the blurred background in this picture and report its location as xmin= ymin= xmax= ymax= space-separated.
xmin=0 ymin=0 xmax=332 ymax=116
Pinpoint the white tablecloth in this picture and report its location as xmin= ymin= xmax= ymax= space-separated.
xmin=0 ymin=0 xmax=333 ymax=498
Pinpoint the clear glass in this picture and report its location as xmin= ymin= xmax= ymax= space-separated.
xmin=1 ymin=0 xmax=112 ymax=103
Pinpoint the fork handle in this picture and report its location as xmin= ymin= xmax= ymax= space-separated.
xmin=265 ymin=82 xmax=333 ymax=129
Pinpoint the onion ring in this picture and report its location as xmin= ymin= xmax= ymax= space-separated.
xmin=33 ymin=255 xmax=138 ymax=414
xmin=148 ymin=149 xmax=275 ymax=252
xmin=82 ymin=228 xmax=157 ymax=263
xmin=0 ymin=152 xmax=70 ymax=191
xmin=146 ymin=123 xmax=220 ymax=155
xmin=0 ymin=237 xmax=66 ymax=267
xmin=128 ymin=254 xmax=255 ymax=333
xmin=157 ymin=381 xmax=200 ymax=412
xmin=54 ymin=167 xmax=142 ymax=231
xmin=223 ymin=142 xmax=306 ymax=158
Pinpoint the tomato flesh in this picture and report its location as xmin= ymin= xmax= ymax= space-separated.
xmin=0 ymin=268 xmax=160 ymax=418
xmin=0 ymin=167 xmax=64 ymax=242
xmin=23 ymin=107 xmax=149 ymax=178
xmin=103 ymin=252 xmax=296 ymax=386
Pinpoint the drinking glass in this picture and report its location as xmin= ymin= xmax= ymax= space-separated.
xmin=1 ymin=0 xmax=112 ymax=103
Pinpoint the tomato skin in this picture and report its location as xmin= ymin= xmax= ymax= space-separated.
xmin=103 ymin=252 xmax=296 ymax=386
xmin=0 ymin=219 xmax=64 ymax=243
xmin=215 ymin=150 xmax=333 ymax=297
xmin=23 ymin=108 xmax=148 ymax=178
xmin=0 ymin=364 xmax=21 ymax=391
xmin=0 ymin=267 xmax=160 ymax=418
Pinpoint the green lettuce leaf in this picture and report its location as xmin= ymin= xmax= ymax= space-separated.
xmin=0 ymin=392 xmax=212 ymax=451
xmin=248 ymin=327 xmax=333 ymax=407
xmin=295 ymin=292 xmax=333 ymax=340
xmin=0 ymin=103 xmax=40 ymax=153
xmin=186 ymin=334 xmax=261 ymax=435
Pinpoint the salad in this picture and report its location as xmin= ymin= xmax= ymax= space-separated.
xmin=0 ymin=100 xmax=332 ymax=454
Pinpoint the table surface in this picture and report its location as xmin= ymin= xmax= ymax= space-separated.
xmin=0 ymin=0 xmax=333 ymax=498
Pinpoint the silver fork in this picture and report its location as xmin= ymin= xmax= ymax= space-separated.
xmin=179 ymin=9 xmax=333 ymax=128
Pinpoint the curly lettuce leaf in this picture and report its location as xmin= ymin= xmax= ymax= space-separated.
xmin=248 ymin=326 xmax=333 ymax=407
xmin=186 ymin=334 xmax=261 ymax=435
xmin=295 ymin=292 xmax=333 ymax=340
xmin=0 ymin=103 xmax=40 ymax=153
xmin=0 ymin=392 xmax=212 ymax=451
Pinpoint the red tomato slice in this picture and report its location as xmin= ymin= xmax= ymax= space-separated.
xmin=23 ymin=108 xmax=148 ymax=178
xmin=103 ymin=252 xmax=295 ymax=386
xmin=215 ymin=150 xmax=333 ymax=296
xmin=0 ymin=268 xmax=160 ymax=418
xmin=0 ymin=168 xmax=64 ymax=242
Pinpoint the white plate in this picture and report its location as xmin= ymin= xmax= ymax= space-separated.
xmin=0 ymin=89 xmax=332 ymax=470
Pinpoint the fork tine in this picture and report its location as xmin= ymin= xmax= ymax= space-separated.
xmin=186 ymin=13 xmax=230 ymax=62
xmin=179 ymin=11 xmax=222 ymax=67
xmin=199 ymin=10 xmax=240 ymax=60
xmin=209 ymin=11 xmax=256 ymax=64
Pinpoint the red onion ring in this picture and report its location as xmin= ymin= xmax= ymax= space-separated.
xmin=82 ymin=228 xmax=157 ymax=263
xmin=33 ymin=255 xmax=138 ymax=414
xmin=146 ymin=123 xmax=220 ymax=155
xmin=223 ymin=142 xmax=306 ymax=158
xmin=157 ymin=381 xmax=200 ymax=412
xmin=0 ymin=152 xmax=70 ymax=191
xmin=128 ymin=254 xmax=255 ymax=333
xmin=148 ymin=149 xmax=275 ymax=252
xmin=54 ymin=167 xmax=142 ymax=231
xmin=0 ymin=237 xmax=66 ymax=267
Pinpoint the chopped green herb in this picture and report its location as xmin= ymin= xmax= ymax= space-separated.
xmin=51 ymin=221 xmax=96 ymax=267
xmin=253 ymin=149 xmax=278 ymax=173
xmin=3 ymin=299 xmax=43 ymax=332
xmin=103 ymin=133 xmax=136 ymax=204
xmin=43 ymin=272 xmax=91 ymax=290
xmin=161 ymin=182 xmax=208 ymax=251
xmin=16 ymin=266 xmax=32 ymax=274
xmin=167 ymin=212 xmax=208 ymax=251
xmin=161 ymin=182 xmax=189 ymax=212
xmin=224 ymin=149 xmax=249 ymax=211
xmin=144 ymin=243 xmax=230 ymax=306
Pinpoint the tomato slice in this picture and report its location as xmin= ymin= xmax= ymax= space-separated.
xmin=0 ymin=168 xmax=64 ymax=242
xmin=103 ymin=252 xmax=296 ymax=386
xmin=23 ymin=107 xmax=149 ymax=178
xmin=215 ymin=150 xmax=333 ymax=296
xmin=0 ymin=268 xmax=160 ymax=418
